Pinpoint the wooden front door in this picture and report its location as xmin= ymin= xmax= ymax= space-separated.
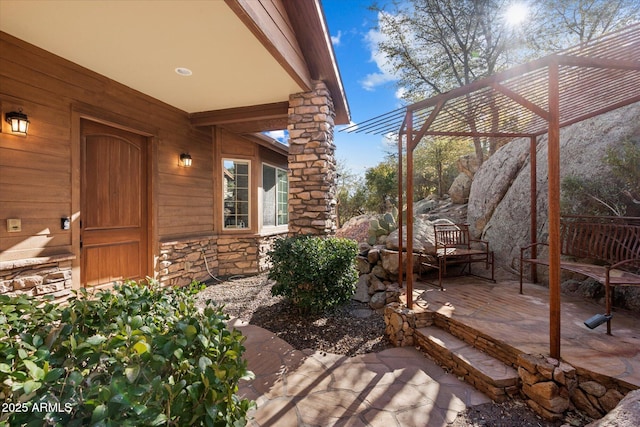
xmin=81 ymin=121 xmax=148 ymax=288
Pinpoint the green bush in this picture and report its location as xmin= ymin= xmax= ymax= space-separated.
xmin=0 ymin=281 xmax=254 ymax=427
xmin=561 ymin=139 xmax=640 ymax=217
xmin=267 ymin=235 xmax=359 ymax=313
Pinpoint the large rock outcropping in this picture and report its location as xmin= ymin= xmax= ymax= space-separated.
xmin=468 ymin=102 xmax=640 ymax=270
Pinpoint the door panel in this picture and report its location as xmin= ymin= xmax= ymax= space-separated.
xmin=81 ymin=121 xmax=148 ymax=288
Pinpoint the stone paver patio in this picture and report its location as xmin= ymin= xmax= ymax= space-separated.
xmin=231 ymin=319 xmax=490 ymax=426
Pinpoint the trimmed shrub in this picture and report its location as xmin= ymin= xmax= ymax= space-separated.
xmin=267 ymin=235 xmax=359 ymax=313
xmin=0 ymin=281 xmax=254 ymax=427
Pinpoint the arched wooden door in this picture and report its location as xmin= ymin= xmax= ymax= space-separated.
xmin=81 ymin=120 xmax=148 ymax=288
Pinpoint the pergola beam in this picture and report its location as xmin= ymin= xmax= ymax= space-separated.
xmin=490 ymin=82 xmax=550 ymax=121
xmin=556 ymin=54 xmax=640 ymax=71
xmin=410 ymin=100 xmax=445 ymax=151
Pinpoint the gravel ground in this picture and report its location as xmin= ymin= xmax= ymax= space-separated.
xmin=195 ymin=273 xmax=590 ymax=427
xmin=195 ymin=273 xmax=390 ymax=356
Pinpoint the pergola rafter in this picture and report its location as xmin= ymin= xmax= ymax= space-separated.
xmin=347 ymin=23 xmax=640 ymax=359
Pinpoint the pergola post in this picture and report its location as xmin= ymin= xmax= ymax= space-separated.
xmin=548 ymin=60 xmax=561 ymax=359
xmin=397 ymin=131 xmax=404 ymax=287
xmin=530 ymin=135 xmax=538 ymax=286
xmin=406 ymin=112 xmax=414 ymax=309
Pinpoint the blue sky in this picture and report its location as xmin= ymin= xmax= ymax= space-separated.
xmin=322 ymin=0 xmax=402 ymax=175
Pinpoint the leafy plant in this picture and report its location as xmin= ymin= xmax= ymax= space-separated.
xmin=267 ymin=235 xmax=358 ymax=313
xmin=1 ymin=280 xmax=254 ymax=427
xmin=605 ymin=139 xmax=640 ymax=213
xmin=561 ymin=139 xmax=640 ymax=217
xmin=561 ymin=175 xmax=627 ymax=216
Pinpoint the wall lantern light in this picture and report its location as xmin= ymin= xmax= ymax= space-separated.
xmin=179 ymin=153 xmax=192 ymax=167
xmin=5 ymin=110 xmax=30 ymax=135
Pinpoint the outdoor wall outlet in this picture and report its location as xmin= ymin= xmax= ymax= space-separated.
xmin=7 ymin=218 xmax=21 ymax=233
xmin=61 ymin=217 xmax=71 ymax=230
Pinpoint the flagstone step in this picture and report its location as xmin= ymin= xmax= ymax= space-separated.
xmin=415 ymin=326 xmax=520 ymax=402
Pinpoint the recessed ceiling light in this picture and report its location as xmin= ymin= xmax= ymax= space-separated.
xmin=175 ymin=67 xmax=193 ymax=76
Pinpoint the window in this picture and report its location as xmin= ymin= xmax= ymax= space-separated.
xmin=223 ymin=160 xmax=249 ymax=229
xmin=262 ymin=164 xmax=288 ymax=227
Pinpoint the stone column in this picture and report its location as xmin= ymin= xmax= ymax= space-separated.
xmin=287 ymin=81 xmax=337 ymax=235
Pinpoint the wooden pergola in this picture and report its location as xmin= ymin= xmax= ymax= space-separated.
xmin=350 ymin=23 xmax=640 ymax=359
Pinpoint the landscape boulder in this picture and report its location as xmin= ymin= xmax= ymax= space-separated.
xmin=449 ymin=172 xmax=472 ymax=204
xmin=586 ymin=389 xmax=640 ymax=427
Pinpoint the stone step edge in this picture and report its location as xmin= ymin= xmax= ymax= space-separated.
xmin=415 ymin=326 xmax=520 ymax=402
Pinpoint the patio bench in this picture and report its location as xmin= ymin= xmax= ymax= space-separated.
xmin=519 ymin=215 xmax=640 ymax=334
xmin=419 ymin=223 xmax=495 ymax=290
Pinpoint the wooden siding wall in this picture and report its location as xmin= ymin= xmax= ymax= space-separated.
xmin=0 ymin=32 xmax=213 ymax=263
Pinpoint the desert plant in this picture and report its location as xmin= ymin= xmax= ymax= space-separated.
xmin=368 ymin=206 xmax=399 ymax=245
xmin=1 ymin=280 xmax=254 ymax=427
xmin=267 ymin=235 xmax=358 ymax=313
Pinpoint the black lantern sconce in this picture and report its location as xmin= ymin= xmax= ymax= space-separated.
xmin=5 ymin=109 xmax=30 ymax=136
xmin=179 ymin=153 xmax=192 ymax=167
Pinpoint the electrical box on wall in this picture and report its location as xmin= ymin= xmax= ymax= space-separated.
xmin=61 ymin=217 xmax=70 ymax=230
xmin=7 ymin=218 xmax=21 ymax=232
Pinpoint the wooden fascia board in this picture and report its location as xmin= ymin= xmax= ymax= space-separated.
xmin=282 ymin=0 xmax=351 ymax=125
xmin=189 ymin=101 xmax=289 ymax=127
xmin=225 ymin=0 xmax=312 ymax=92
xmin=244 ymin=133 xmax=289 ymax=157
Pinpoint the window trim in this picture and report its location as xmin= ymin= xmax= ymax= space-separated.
xmin=261 ymin=162 xmax=289 ymax=233
xmin=222 ymin=158 xmax=251 ymax=231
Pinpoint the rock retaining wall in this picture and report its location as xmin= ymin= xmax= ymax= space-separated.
xmin=384 ymin=302 xmax=433 ymax=347
xmin=518 ymin=353 xmax=631 ymax=421
xmin=354 ymin=246 xmax=414 ymax=309
xmin=365 ymin=245 xmax=429 ymax=345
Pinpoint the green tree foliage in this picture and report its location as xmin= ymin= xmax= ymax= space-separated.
xmin=414 ymin=138 xmax=473 ymax=198
xmin=561 ymin=139 xmax=640 ymax=216
xmin=336 ymin=159 xmax=368 ymax=226
xmin=364 ymin=158 xmax=398 ymax=213
xmin=1 ymin=282 xmax=254 ymax=427
xmin=337 ymin=185 xmax=368 ymax=226
xmin=371 ymin=0 xmax=523 ymax=162
xmin=528 ymin=0 xmax=640 ymax=53
xmin=605 ymin=138 xmax=640 ymax=215
xmin=268 ymin=236 xmax=359 ymax=313
xmin=561 ymin=175 xmax=627 ymax=216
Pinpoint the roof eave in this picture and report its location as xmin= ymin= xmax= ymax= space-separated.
xmin=283 ymin=0 xmax=351 ymax=125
